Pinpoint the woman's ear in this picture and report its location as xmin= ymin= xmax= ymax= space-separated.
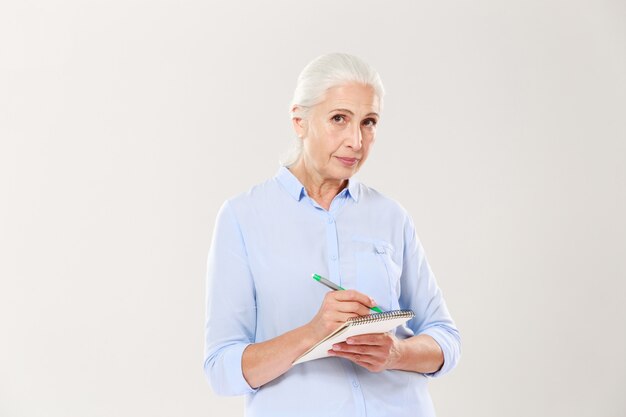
xmin=291 ymin=106 xmax=307 ymax=138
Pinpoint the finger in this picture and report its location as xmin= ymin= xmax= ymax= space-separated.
xmin=328 ymin=349 xmax=377 ymax=367
xmin=333 ymin=289 xmax=377 ymax=309
xmin=335 ymin=312 xmax=362 ymax=323
xmin=334 ymin=301 xmax=373 ymax=317
xmin=319 ymin=312 xmax=358 ymax=327
xmin=346 ymin=333 xmax=388 ymax=346
xmin=331 ymin=342 xmax=383 ymax=356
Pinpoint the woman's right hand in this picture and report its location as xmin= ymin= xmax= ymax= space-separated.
xmin=306 ymin=290 xmax=377 ymax=340
xmin=241 ymin=289 xmax=376 ymax=388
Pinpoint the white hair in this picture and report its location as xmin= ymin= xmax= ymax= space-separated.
xmin=280 ymin=53 xmax=385 ymax=166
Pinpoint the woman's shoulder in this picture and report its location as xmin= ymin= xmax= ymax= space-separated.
xmin=355 ymin=182 xmax=411 ymax=218
xmin=220 ymin=175 xmax=284 ymax=215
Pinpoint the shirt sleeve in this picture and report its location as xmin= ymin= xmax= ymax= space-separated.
xmin=203 ymin=201 xmax=258 ymax=396
xmin=398 ymin=215 xmax=461 ymax=378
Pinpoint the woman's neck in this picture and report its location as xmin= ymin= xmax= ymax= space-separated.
xmin=288 ymin=161 xmax=347 ymax=211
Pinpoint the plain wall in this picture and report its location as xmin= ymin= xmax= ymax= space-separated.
xmin=1 ymin=1 xmax=625 ymax=416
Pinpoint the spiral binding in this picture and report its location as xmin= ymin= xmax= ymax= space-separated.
xmin=347 ymin=310 xmax=415 ymax=326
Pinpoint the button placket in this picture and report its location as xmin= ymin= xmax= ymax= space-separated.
xmin=326 ymin=214 xmax=341 ymax=283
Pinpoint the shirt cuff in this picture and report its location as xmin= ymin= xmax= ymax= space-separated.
xmin=419 ymin=326 xmax=460 ymax=378
xmin=208 ymin=343 xmax=258 ymax=396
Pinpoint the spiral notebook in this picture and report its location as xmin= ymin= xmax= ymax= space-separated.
xmin=293 ymin=310 xmax=415 ymax=365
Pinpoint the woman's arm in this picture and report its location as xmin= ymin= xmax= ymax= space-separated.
xmin=328 ymin=214 xmax=460 ymax=376
xmin=242 ymin=289 xmax=377 ymax=388
xmin=393 ymin=334 xmax=445 ymax=373
xmin=205 ymin=201 xmax=379 ymax=392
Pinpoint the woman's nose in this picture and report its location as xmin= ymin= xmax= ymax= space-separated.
xmin=347 ymin=124 xmax=362 ymax=150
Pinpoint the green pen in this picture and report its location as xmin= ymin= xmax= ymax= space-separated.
xmin=312 ymin=273 xmax=384 ymax=313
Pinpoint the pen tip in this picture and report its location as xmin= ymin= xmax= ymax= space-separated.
xmin=312 ymin=274 xmax=321 ymax=281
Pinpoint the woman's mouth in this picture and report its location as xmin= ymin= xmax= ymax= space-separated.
xmin=336 ymin=157 xmax=359 ymax=167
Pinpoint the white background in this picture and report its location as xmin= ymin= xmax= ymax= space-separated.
xmin=1 ymin=1 xmax=625 ymax=416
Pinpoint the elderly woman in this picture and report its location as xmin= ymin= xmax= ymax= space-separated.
xmin=204 ymin=53 xmax=460 ymax=417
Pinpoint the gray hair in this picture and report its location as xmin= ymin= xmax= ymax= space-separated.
xmin=281 ymin=53 xmax=385 ymax=166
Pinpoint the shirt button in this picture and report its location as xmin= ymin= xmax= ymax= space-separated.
xmin=352 ymin=380 xmax=359 ymax=388
xmin=328 ymin=217 xmax=334 ymax=224
xmin=331 ymin=255 xmax=337 ymax=261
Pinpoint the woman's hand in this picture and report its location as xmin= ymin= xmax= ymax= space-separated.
xmin=306 ymin=290 xmax=377 ymax=341
xmin=327 ymin=333 xmax=403 ymax=372
xmin=241 ymin=289 xmax=377 ymax=389
xmin=329 ymin=333 xmax=445 ymax=374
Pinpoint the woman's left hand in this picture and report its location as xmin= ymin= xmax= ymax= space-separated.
xmin=328 ymin=332 xmax=403 ymax=372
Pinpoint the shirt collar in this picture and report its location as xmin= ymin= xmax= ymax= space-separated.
xmin=276 ymin=166 xmax=306 ymax=201
xmin=275 ymin=166 xmax=360 ymax=202
xmin=345 ymin=176 xmax=360 ymax=202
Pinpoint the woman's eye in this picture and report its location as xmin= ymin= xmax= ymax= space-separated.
xmin=362 ymin=118 xmax=377 ymax=127
xmin=331 ymin=115 xmax=346 ymax=123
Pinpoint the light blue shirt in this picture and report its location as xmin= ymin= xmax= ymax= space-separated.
xmin=204 ymin=167 xmax=461 ymax=417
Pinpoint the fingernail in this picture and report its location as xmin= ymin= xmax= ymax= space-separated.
xmin=332 ymin=344 xmax=341 ymax=351
xmin=370 ymin=298 xmax=376 ymax=306
xmin=346 ymin=338 xmax=354 ymax=345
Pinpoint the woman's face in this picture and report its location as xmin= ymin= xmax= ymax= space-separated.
xmin=293 ymin=83 xmax=380 ymax=182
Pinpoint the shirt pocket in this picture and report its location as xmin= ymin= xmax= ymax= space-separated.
xmin=353 ymin=237 xmax=401 ymax=312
